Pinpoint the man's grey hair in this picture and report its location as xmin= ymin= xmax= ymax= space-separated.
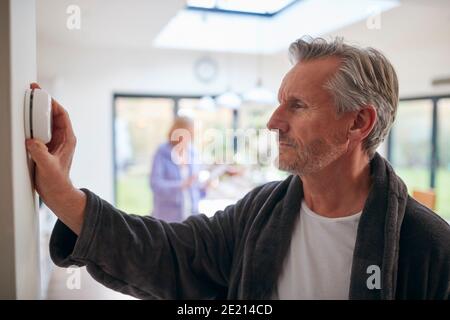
xmin=288 ymin=36 xmax=399 ymax=158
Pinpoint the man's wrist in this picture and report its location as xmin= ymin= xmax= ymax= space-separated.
xmin=45 ymin=186 xmax=87 ymax=236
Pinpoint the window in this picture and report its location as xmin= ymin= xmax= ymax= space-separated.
xmin=177 ymin=98 xmax=234 ymax=164
xmin=436 ymin=99 xmax=450 ymax=218
xmin=186 ymin=0 xmax=298 ymax=16
xmin=390 ymin=100 xmax=433 ymax=192
xmin=388 ymin=95 xmax=450 ymax=220
xmin=114 ymin=96 xmax=174 ymax=215
xmin=113 ymin=94 xmax=235 ymax=215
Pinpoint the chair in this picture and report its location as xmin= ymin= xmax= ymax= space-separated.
xmin=412 ymin=189 xmax=436 ymax=210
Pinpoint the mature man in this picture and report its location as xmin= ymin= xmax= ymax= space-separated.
xmin=27 ymin=37 xmax=449 ymax=300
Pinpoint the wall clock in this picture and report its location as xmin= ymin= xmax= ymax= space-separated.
xmin=194 ymin=56 xmax=218 ymax=83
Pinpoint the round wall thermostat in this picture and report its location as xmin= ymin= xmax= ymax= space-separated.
xmin=24 ymin=88 xmax=52 ymax=144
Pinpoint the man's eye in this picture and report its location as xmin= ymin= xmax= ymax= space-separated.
xmin=293 ymin=102 xmax=306 ymax=109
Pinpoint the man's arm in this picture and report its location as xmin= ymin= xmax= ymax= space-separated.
xmin=50 ymin=188 xmax=238 ymax=299
xmin=40 ymin=186 xmax=86 ymax=236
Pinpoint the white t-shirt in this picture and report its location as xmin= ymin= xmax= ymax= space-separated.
xmin=276 ymin=200 xmax=362 ymax=300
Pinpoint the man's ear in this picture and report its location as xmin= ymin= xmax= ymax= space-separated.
xmin=348 ymin=105 xmax=377 ymax=145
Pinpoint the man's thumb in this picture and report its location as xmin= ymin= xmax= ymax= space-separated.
xmin=26 ymin=139 xmax=51 ymax=166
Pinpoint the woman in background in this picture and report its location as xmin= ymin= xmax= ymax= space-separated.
xmin=149 ymin=116 xmax=206 ymax=222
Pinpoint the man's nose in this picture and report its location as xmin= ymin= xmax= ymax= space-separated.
xmin=267 ymin=106 xmax=289 ymax=134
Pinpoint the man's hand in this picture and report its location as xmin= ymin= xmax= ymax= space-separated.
xmin=26 ymin=83 xmax=86 ymax=235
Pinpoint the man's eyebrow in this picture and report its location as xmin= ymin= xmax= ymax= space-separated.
xmin=286 ymin=95 xmax=310 ymax=105
xmin=278 ymin=93 xmax=312 ymax=106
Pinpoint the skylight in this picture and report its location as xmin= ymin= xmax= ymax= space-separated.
xmin=186 ymin=0 xmax=298 ymax=16
xmin=155 ymin=0 xmax=400 ymax=54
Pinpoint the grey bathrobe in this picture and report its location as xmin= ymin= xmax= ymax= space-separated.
xmin=49 ymin=153 xmax=450 ymax=299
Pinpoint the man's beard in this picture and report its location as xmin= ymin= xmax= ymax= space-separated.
xmin=276 ymin=134 xmax=347 ymax=176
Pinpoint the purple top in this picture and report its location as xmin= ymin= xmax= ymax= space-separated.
xmin=149 ymin=142 xmax=206 ymax=222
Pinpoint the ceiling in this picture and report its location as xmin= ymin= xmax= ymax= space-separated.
xmin=154 ymin=0 xmax=399 ymax=54
xmin=327 ymin=0 xmax=450 ymax=46
xmin=37 ymin=0 xmax=450 ymax=55
xmin=37 ymin=0 xmax=185 ymax=48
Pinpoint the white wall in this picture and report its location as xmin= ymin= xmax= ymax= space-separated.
xmin=327 ymin=0 xmax=450 ymax=97
xmin=0 ymin=0 xmax=15 ymax=299
xmin=0 ymin=0 xmax=41 ymax=299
